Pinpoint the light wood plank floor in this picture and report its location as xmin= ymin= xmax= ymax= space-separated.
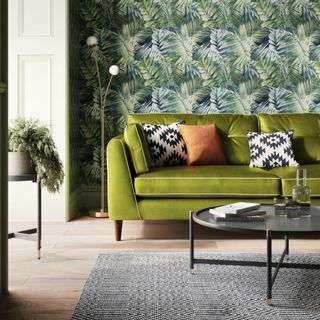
xmin=1 ymin=216 xmax=320 ymax=319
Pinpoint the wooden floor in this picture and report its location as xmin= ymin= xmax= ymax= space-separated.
xmin=1 ymin=216 xmax=320 ymax=320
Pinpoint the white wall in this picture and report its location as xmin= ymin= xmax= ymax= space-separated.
xmin=8 ymin=0 xmax=67 ymax=221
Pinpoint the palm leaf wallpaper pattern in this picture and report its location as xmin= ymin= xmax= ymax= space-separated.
xmin=79 ymin=0 xmax=320 ymax=186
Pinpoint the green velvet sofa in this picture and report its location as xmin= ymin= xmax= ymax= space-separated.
xmin=107 ymin=113 xmax=320 ymax=241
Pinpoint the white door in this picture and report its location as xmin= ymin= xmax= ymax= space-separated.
xmin=8 ymin=0 xmax=67 ymax=221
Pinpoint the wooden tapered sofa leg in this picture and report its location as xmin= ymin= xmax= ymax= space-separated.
xmin=114 ymin=220 xmax=123 ymax=241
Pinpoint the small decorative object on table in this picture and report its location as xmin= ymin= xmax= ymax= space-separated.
xmin=209 ymin=202 xmax=265 ymax=222
xmin=273 ymin=196 xmax=288 ymax=216
xmin=292 ymin=169 xmax=311 ymax=217
xmin=286 ymin=200 xmax=301 ymax=219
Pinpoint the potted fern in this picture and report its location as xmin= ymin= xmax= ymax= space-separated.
xmin=9 ymin=118 xmax=64 ymax=193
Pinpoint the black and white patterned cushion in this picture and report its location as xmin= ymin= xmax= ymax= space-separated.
xmin=247 ymin=130 xmax=299 ymax=168
xmin=142 ymin=122 xmax=187 ymax=167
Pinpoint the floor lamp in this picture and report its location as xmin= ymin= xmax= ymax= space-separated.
xmin=86 ymin=36 xmax=119 ymax=218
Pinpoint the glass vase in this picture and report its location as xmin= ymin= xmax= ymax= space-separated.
xmin=292 ymin=169 xmax=311 ymax=216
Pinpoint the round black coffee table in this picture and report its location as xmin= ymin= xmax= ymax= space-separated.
xmin=189 ymin=204 xmax=320 ymax=305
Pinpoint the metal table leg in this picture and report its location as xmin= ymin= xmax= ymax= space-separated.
xmin=37 ymin=181 xmax=42 ymax=259
xmin=266 ymin=229 xmax=272 ymax=305
xmin=189 ymin=211 xmax=194 ymax=270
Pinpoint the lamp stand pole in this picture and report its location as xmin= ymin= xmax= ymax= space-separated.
xmin=89 ymin=53 xmax=113 ymax=218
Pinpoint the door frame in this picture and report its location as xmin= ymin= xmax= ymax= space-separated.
xmin=0 ymin=0 xmax=8 ymax=295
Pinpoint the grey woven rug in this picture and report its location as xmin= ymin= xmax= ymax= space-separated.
xmin=72 ymin=253 xmax=320 ymax=320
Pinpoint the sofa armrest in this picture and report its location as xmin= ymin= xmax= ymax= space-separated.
xmin=107 ymin=135 xmax=141 ymax=220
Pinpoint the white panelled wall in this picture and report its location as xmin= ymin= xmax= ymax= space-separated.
xmin=9 ymin=0 xmax=67 ymax=221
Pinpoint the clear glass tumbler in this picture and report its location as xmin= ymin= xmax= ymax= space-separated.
xmin=274 ymin=196 xmax=288 ymax=216
xmin=286 ymin=200 xmax=301 ymax=219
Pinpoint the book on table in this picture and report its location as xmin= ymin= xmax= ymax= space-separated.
xmin=213 ymin=215 xmax=265 ymax=222
xmin=210 ymin=202 xmax=260 ymax=215
xmin=209 ymin=202 xmax=266 ymax=222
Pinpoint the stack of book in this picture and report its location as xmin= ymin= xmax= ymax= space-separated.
xmin=209 ymin=202 xmax=266 ymax=222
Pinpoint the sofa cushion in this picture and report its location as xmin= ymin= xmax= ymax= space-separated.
xmin=142 ymin=122 xmax=187 ymax=167
xmin=270 ymin=164 xmax=320 ymax=197
xmin=134 ymin=166 xmax=280 ymax=198
xmin=259 ymin=113 xmax=320 ymax=164
xmin=124 ymin=124 xmax=151 ymax=174
xmin=128 ymin=114 xmax=258 ymax=165
xmin=247 ymin=130 xmax=299 ymax=168
xmin=178 ymin=124 xmax=227 ymax=165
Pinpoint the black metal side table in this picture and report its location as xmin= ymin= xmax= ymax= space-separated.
xmin=190 ymin=205 xmax=320 ymax=305
xmin=8 ymin=174 xmax=42 ymax=259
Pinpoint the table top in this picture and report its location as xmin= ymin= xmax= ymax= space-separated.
xmin=193 ymin=205 xmax=320 ymax=234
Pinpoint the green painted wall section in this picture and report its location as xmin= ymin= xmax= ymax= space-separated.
xmin=68 ymin=0 xmax=82 ymax=220
xmin=0 ymin=0 xmax=8 ymax=294
xmin=78 ymin=0 xmax=320 ymax=191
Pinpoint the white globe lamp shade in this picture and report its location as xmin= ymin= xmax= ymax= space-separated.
xmin=86 ymin=36 xmax=98 ymax=47
xmin=109 ymin=65 xmax=119 ymax=76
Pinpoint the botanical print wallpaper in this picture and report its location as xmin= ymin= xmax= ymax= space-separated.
xmin=79 ymin=0 xmax=320 ymax=185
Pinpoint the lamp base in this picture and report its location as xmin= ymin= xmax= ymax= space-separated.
xmin=89 ymin=209 xmax=109 ymax=218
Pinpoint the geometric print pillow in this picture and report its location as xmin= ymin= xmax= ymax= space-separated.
xmin=142 ymin=122 xmax=187 ymax=167
xmin=247 ymin=130 xmax=299 ymax=168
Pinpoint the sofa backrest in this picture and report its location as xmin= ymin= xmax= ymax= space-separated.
xmin=127 ymin=113 xmax=258 ymax=165
xmin=258 ymin=113 xmax=320 ymax=164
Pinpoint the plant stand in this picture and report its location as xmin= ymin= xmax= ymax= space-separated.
xmin=8 ymin=173 xmax=42 ymax=259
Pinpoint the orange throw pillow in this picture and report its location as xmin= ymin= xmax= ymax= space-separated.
xmin=178 ymin=124 xmax=227 ymax=165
